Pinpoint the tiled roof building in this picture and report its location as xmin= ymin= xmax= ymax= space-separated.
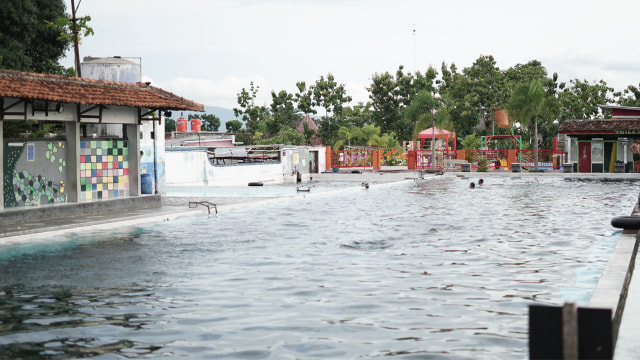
xmin=558 ymin=105 xmax=640 ymax=173
xmin=0 ymin=69 xmax=203 ymax=112
xmin=0 ymin=69 xmax=203 ymax=209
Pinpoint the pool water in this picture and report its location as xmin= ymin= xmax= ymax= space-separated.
xmin=165 ymin=180 xmax=372 ymax=198
xmin=0 ymin=176 xmax=636 ymax=359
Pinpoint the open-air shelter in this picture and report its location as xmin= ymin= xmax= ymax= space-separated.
xmin=0 ymin=69 xmax=203 ymax=211
xmin=418 ymin=127 xmax=457 ymax=157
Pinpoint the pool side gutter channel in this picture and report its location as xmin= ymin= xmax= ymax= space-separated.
xmin=588 ymin=218 xmax=639 ymax=355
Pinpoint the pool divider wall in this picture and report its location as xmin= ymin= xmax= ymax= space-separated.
xmin=0 ymin=195 xmax=162 ymax=227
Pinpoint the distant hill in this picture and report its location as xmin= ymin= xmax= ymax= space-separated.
xmin=170 ymin=105 xmax=236 ymax=131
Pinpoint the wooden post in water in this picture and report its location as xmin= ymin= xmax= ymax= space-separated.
xmin=562 ymin=302 xmax=579 ymax=360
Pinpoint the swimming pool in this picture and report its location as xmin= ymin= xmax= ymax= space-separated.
xmin=0 ymin=176 xmax=636 ymax=359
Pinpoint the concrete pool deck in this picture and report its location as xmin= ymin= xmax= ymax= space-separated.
xmin=0 ymin=168 xmax=639 ymax=357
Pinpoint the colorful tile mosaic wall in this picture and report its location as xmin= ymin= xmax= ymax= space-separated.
xmin=80 ymin=140 xmax=129 ymax=201
xmin=3 ymin=141 xmax=67 ymax=207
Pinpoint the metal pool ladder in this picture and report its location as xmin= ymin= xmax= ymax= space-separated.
xmin=189 ymin=201 xmax=218 ymax=214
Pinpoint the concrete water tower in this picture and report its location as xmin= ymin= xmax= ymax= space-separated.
xmin=81 ymin=56 xmax=142 ymax=137
xmin=81 ymin=56 xmax=141 ymax=83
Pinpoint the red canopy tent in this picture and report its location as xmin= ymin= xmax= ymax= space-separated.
xmin=419 ymin=127 xmax=457 ymax=155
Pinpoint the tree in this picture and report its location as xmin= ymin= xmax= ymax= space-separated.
xmin=0 ymin=0 xmax=71 ymax=74
xmin=165 ymin=118 xmax=176 ymax=133
xmin=226 ymin=120 xmax=243 ymax=133
xmin=233 ymin=81 xmax=269 ymax=134
xmin=269 ymin=89 xmax=298 ymax=136
xmin=312 ymin=73 xmax=352 ymax=146
xmin=357 ymin=124 xmax=381 ymax=147
xmin=368 ymin=65 xmax=438 ymax=142
xmin=557 ymin=79 xmax=614 ymax=120
xmin=460 ymin=133 xmax=481 ymax=150
xmin=379 ymin=132 xmax=400 ymax=150
xmin=334 ymin=126 xmax=359 ymax=150
xmin=403 ymin=90 xmax=438 ymax=141
xmin=294 ymin=81 xmax=316 ymax=115
xmin=504 ymin=60 xmax=547 ymax=89
xmin=619 ymin=83 xmax=640 ymax=107
xmin=508 ymin=78 xmax=557 ymax=171
xmin=44 ymin=0 xmax=94 ymax=76
xmin=437 ymin=56 xmax=509 ymax=141
xmin=343 ymin=102 xmax=373 ymax=129
xmin=301 ymin=122 xmax=316 ymax=144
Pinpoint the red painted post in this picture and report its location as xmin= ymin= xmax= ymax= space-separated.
xmin=507 ymin=150 xmax=517 ymax=171
xmin=326 ymin=146 xmax=332 ymax=171
xmin=408 ymin=150 xmax=416 ymax=169
xmin=372 ymin=149 xmax=381 ymax=170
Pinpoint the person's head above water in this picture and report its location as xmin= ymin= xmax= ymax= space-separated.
xmin=478 ymin=178 xmax=484 ymax=185
xmin=470 ymin=182 xmax=475 ymax=189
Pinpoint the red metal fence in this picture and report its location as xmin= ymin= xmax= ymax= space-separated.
xmin=413 ymin=150 xmax=454 ymax=170
xmin=331 ymin=149 xmax=374 ymax=168
xmin=410 ymin=149 xmax=557 ymax=171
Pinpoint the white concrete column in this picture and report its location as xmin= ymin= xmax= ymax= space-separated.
xmin=127 ymin=123 xmax=141 ymax=196
xmin=65 ymin=118 xmax=81 ymax=203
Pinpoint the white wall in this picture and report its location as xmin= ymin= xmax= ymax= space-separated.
xmin=165 ymin=146 xmax=328 ymax=187
xmin=165 ymin=149 xmax=289 ymax=186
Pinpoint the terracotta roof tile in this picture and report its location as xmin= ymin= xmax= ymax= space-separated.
xmin=559 ymin=119 xmax=640 ymax=134
xmin=0 ymin=69 xmax=204 ymax=112
xmin=295 ymin=114 xmax=319 ymax=132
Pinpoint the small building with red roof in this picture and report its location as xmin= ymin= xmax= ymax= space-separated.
xmin=0 ymin=69 xmax=203 ymax=211
xmin=559 ymin=105 xmax=640 ymax=173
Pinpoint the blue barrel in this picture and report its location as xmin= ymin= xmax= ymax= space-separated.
xmin=141 ymin=174 xmax=153 ymax=194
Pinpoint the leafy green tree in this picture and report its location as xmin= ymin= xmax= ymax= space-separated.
xmin=343 ymin=102 xmax=373 ymax=129
xmin=508 ymin=78 xmax=558 ymax=171
xmin=302 ymin=122 xmax=316 ymax=144
xmin=333 ymin=126 xmax=359 ymax=150
xmin=256 ymin=127 xmax=304 ymax=145
xmin=312 ymin=73 xmax=352 ymax=118
xmin=269 ymin=89 xmax=299 ymax=136
xmin=226 ymin=119 xmax=243 ymax=133
xmin=557 ymin=79 xmax=614 ymax=120
xmin=165 ymin=118 xmax=176 ymax=133
xmin=357 ymin=124 xmax=381 ymax=147
xmin=312 ymin=73 xmax=352 ymax=145
xmin=294 ymin=81 xmax=316 ymax=115
xmin=437 ymin=56 xmax=509 ymax=141
xmin=233 ymin=81 xmax=269 ymax=134
xmin=619 ymin=83 xmax=640 ymax=107
xmin=504 ymin=60 xmax=548 ymax=89
xmin=403 ymin=90 xmax=438 ymax=141
xmin=44 ymin=0 xmax=94 ymax=76
xmin=379 ymin=132 xmax=400 ymax=150
xmin=369 ymin=65 xmax=438 ymax=142
xmin=0 ymin=0 xmax=71 ymax=74
xmin=460 ymin=133 xmax=481 ymax=150
xmin=369 ymin=71 xmax=401 ymax=137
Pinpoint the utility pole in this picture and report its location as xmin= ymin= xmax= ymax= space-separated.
xmin=70 ymin=0 xmax=81 ymax=77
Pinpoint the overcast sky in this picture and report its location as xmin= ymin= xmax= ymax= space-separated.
xmin=62 ymin=0 xmax=640 ymax=110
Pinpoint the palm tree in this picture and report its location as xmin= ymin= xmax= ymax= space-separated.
xmin=334 ymin=126 xmax=357 ymax=150
xmin=508 ymin=79 xmax=556 ymax=171
xmin=404 ymin=90 xmax=438 ymax=140
xmin=379 ymin=131 xmax=400 ymax=150
xmin=358 ymin=124 xmax=381 ymax=147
